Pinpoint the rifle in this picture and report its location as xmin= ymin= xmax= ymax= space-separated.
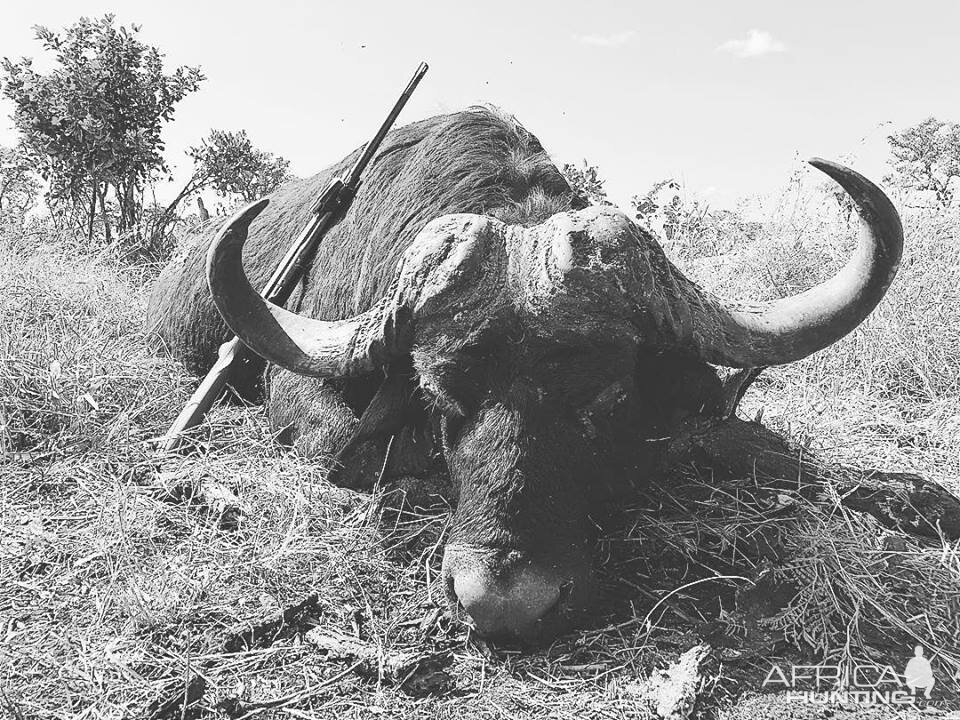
xmin=157 ymin=62 xmax=429 ymax=453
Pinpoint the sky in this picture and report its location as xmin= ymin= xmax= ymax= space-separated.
xmin=2 ymin=0 xmax=959 ymax=212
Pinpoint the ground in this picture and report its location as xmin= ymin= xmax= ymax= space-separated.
xmin=1 ymin=196 xmax=958 ymax=718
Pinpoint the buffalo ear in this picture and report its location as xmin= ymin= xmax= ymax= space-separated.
xmin=328 ymin=370 xmax=422 ymax=487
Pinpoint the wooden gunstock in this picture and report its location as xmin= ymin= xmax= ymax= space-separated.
xmin=156 ymin=338 xmax=241 ymax=453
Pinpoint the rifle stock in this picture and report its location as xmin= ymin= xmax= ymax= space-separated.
xmin=157 ymin=338 xmax=241 ymax=453
xmin=156 ymin=62 xmax=428 ymax=454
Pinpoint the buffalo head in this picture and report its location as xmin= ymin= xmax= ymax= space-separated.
xmin=204 ymin=159 xmax=901 ymax=641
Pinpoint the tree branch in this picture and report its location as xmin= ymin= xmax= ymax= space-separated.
xmin=665 ymin=416 xmax=960 ymax=543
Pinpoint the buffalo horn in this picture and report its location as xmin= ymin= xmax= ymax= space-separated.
xmin=686 ymin=159 xmax=902 ymax=367
xmin=205 ymin=200 xmax=402 ymax=377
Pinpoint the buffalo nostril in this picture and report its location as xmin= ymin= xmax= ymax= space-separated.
xmin=451 ymin=565 xmax=563 ymax=637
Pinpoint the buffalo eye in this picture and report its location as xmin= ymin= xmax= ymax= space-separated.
xmin=576 ymin=381 xmax=629 ymax=438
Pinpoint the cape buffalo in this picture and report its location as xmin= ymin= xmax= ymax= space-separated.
xmin=147 ymin=107 xmax=902 ymax=642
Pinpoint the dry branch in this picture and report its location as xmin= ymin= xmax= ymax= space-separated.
xmin=837 ymin=470 xmax=960 ymax=540
xmin=221 ymin=593 xmax=321 ymax=653
xmin=304 ymin=627 xmax=452 ymax=689
xmin=669 ymin=416 xmax=960 ymax=542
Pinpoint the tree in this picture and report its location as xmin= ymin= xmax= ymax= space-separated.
xmin=0 ymin=145 xmax=39 ymax=225
xmin=632 ymin=178 xmax=705 ymax=242
xmin=885 ymin=117 xmax=960 ymax=208
xmin=188 ymin=129 xmax=291 ymax=204
xmin=1 ymin=15 xmax=204 ymax=242
xmin=561 ymin=159 xmax=609 ymax=205
xmin=632 ymin=178 xmax=759 ymax=260
xmin=145 ymin=129 xmax=291 ymax=253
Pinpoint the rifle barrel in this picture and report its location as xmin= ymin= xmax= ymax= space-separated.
xmin=261 ymin=210 xmax=327 ymax=304
xmin=270 ymin=62 xmax=428 ymax=305
xmin=345 ymin=62 xmax=429 ymax=185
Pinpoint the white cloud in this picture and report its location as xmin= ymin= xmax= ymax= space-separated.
xmin=574 ymin=30 xmax=636 ymax=48
xmin=717 ymin=29 xmax=786 ymax=59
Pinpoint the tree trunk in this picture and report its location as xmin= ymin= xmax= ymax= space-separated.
xmin=46 ymin=196 xmax=61 ymax=231
xmin=87 ymin=180 xmax=97 ymax=244
xmin=119 ymin=182 xmax=126 ymax=233
xmin=148 ymin=172 xmax=207 ymax=249
xmin=98 ymin=184 xmax=112 ymax=244
xmin=126 ymin=176 xmax=140 ymax=237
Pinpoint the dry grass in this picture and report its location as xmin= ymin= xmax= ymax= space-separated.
xmin=1 ymin=181 xmax=959 ymax=718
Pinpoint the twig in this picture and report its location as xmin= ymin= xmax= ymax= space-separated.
xmin=641 ymin=575 xmax=753 ymax=644
xmin=232 ymin=661 xmax=364 ymax=719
